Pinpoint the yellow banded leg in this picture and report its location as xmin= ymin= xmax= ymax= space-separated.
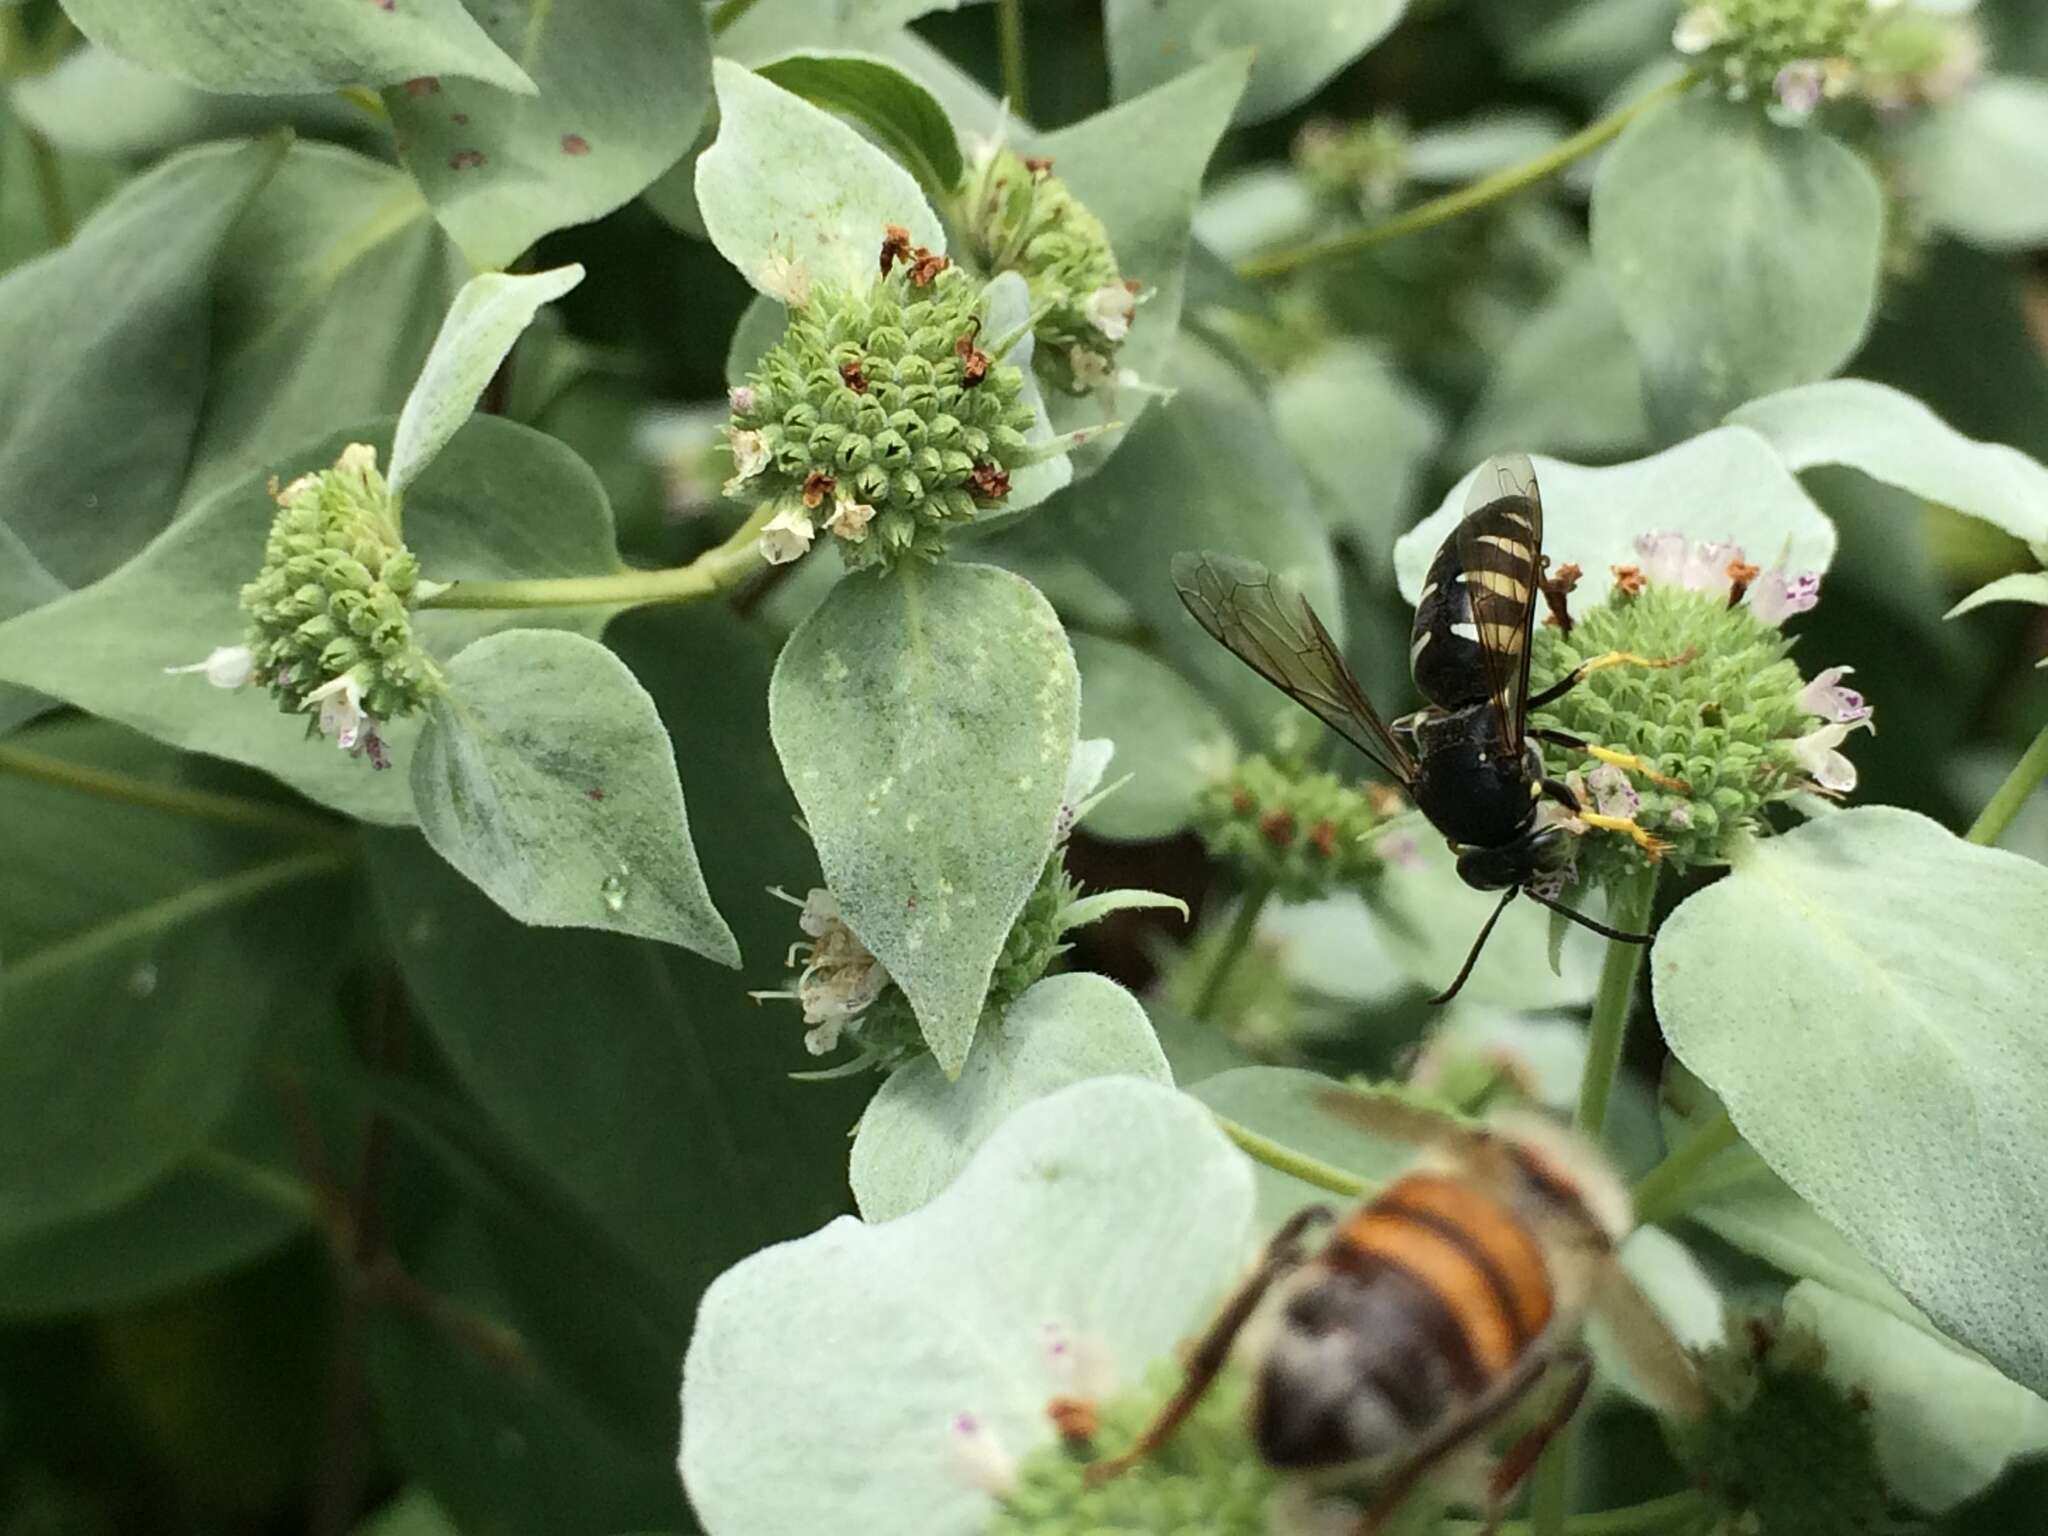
xmin=1579 ymin=811 xmax=1671 ymax=858
xmin=1582 ymin=743 xmax=1691 ymax=793
xmin=1527 ymin=647 xmax=1697 ymax=710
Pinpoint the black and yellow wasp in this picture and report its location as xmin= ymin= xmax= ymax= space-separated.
xmin=1173 ymin=453 xmax=1689 ymax=1001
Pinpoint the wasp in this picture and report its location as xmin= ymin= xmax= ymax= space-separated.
xmin=1087 ymin=1093 xmax=1704 ymax=1531
xmin=1173 ymin=452 xmax=1691 ymax=1001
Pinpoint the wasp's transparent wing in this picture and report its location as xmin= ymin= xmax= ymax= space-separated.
xmin=1310 ymin=1083 xmax=1491 ymax=1159
xmin=1454 ymin=452 xmax=1545 ymax=743
xmin=1171 ymin=551 xmax=1417 ymax=788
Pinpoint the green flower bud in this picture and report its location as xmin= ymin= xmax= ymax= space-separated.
xmin=1672 ymin=1312 xmax=1926 ymax=1536
xmin=989 ymin=854 xmax=1082 ymax=1012
xmin=1193 ymin=752 xmax=1396 ymax=903
xmin=988 ymin=1369 xmax=1283 ymax=1536
xmin=726 ymin=252 xmax=1039 ymax=572
xmin=959 ymin=146 xmax=1137 ymax=396
xmin=235 ymin=444 xmax=436 ymax=767
xmin=1293 ymin=114 xmax=1411 ymax=213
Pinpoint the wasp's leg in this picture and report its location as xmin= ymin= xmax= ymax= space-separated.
xmin=1578 ymin=810 xmax=1672 ymax=858
xmin=1086 ymin=1203 xmax=1335 ymax=1484
xmin=1480 ymin=1354 xmax=1594 ymax=1535
xmin=1537 ymin=776 xmax=1581 ymax=813
xmin=1526 ymin=648 xmax=1697 ymax=711
xmin=1530 ymin=727 xmax=1691 ymax=793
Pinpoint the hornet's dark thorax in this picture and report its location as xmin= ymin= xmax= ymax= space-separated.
xmin=1403 ymin=534 xmax=1542 ymax=852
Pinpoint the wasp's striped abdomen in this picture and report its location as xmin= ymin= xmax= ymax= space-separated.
xmin=1251 ymin=1173 xmax=1555 ymax=1470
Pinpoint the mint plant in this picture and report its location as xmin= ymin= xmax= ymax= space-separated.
xmin=1 ymin=3 xmax=2046 ymax=1536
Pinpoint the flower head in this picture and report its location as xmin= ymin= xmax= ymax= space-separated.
xmin=236 ymin=442 xmax=436 ymax=765
xmin=1194 ymin=746 xmax=1397 ymax=902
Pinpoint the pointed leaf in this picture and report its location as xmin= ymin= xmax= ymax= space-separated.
xmin=768 ymin=563 xmax=1079 ymax=1073
xmin=1591 ymin=93 xmax=1882 ymax=435
xmin=1106 ymin=0 xmax=1404 ymax=124
xmin=59 ymin=0 xmax=534 ymax=95
xmin=1654 ymin=807 xmax=2048 ymax=1396
xmin=697 ymin=58 xmax=942 ymax=298
xmin=413 ymin=629 xmax=737 ymax=964
xmin=755 ymin=50 xmax=962 ymax=197
xmin=385 ymin=0 xmax=711 ymax=268
xmin=849 ymin=972 xmax=1170 ymax=1220
xmin=1947 ymin=571 xmax=2048 ymax=621
xmin=389 ymin=265 xmax=586 ymax=496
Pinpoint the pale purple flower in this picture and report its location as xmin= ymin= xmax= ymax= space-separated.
xmin=1772 ymin=61 xmax=1828 ymax=122
xmin=1681 ymin=539 xmax=1744 ymax=593
xmin=947 ymin=1412 xmax=1017 ymax=1497
xmin=163 ymin=643 xmax=255 ymax=690
xmin=1585 ymin=763 xmax=1641 ymax=819
xmin=728 ymin=385 xmax=757 ymax=416
xmin=1635 ymin=530 xmax=1689 ymax=588
xmin=304 ymin=671 xmax=368 ymax=752
xmin=1790 ymin=719 xmax=1872 ymax=793
xmin=1797 ymin=666 xmax=1870 ymax=725
xmin=1748 ymin=570 xmax=1822 ymax=626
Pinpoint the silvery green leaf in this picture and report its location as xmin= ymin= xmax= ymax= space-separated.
xmin=1395 ymin=427 xmax=1837 ymax=604
xmin=696 ymin=58 xmax=944 ymax=298
xmin=388 ymin=266 xmax=585 ymax=497
xmin=1654 ymin=806 xmax=2048 ymax=1396
xmin=1071 ymin=634 xmax=1233 ymax=843
xmin=1404 ymin=111 xmax=1569 ymax=183
xmin=1192 ymin=167 xmax=1319 ymax=263
xmin=754 ymin=50 xmax=964 ymax=198
xmin=848 ymin=972 xmax=1170 ymax=1220
xmin=1947 ymin=573 xmax=2048 ymax=640
xmin=680 ymin=1078 xmax=1255 ymax=1536
xmin=385 ymin=0 xmax=712 ymax=269
xmin=59 ymin=0 xmax=534 ymax=95
xmin=768 ymin=563 xmax=1078 ymax=1074
xmin=1106 ymin=0 xmax=1404 ymax=125
xmin=1729 ymin=379 xmax=2048 ymax=547
xmin=1786 ymin=1281 xmax=2048 ymax=1513
xmin=1901 ymin=76 xmax=2048 ymax=252
xmin=0 ymin=419 xmax=624 ymax=825
xmin=1591 ymin=93 xmax=1882 ymax=435
xmin=413 ymin=629 xmax=738 ymax=964
xmin=1271 ymin=340 xmax=1443 ymax=568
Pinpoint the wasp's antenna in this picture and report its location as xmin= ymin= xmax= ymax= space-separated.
xmin=1430 ymin=887 xmax=1521 ymax=1005
xmin=1523 ymin=886 xmax=1653 ymax=946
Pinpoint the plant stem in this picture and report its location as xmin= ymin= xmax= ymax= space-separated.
xmin=420 ymin=500 xmax=776 ymax=612
xmin=708 ymin=0 xmax=766 ymax=36
xmin=996 ymin=0 xmax=1029 ymax=118
xmin=1966 ymin=719 xmax=2048 ymax=847
xmin=1238 ymin=70 xmax=1698 ymax=281
xmin=1631 ymin=1107 xmax=1740 ymax=1227
xmin=1576 ymin=864 xmax=1660 ymax=1139
xmin=1527 ymin=1445 xmax=1574 ymax=1536
xmin=1211 ymin=1114 xmax=1368 ymax=1199
xmin=0 ymin=742 xmax=348 ymax=840
xmin=1190 ymin=882 xmax=1273 ymax=1023
xmin=1450 ymin=1488 xmax=1710 ymax=1535
xmin=0 ymin=8 xmax=73 ymax=245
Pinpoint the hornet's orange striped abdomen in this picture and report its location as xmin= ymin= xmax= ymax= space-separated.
xmin=1329 ymin=1172 xmax=1554 ymax=1378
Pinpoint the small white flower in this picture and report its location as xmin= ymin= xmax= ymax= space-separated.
xmin=1789 ymin=719 xmax=1872 ymax=793
xmin=758 ymin=504 xmax=816 ymax=565
xmin=1672 ymin=4 xmax=1730 ymax=53
xmin=824 ymin=488 xmax=875 ymax=543
xmin=1635 ymin=530 xmax=1689 ymax=587
xmin=759 ymin=252 xmax=813 ymax=309
xmin=1748 ymin=569 xmax=1822 ymax=626
xmin=723 ymin=427 xmax=769 ymax=494
xmin=1681 ymin=539 xmax=1744 ymax=593
xmin=1083 ymin=283 xmax=1136 ymax=342
xmin=1797 ymin=665 xmax=1871 ymax=724
xmin=1771 ymin=60 xmax=1830 ymax=122
xmin=946 ymin=1412 xmax=1018 ymax=1497
xmin=163 ymin=644 xmax=255 ymax=690
xmin=304 ymin=671 xmax=368 ymax=751
xmin=728 ymin=384 xmax=757 ymax=415
xmin=1585 ymin=763 xmax=1641 ymax=819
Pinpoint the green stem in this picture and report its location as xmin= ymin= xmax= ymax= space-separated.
xmin=1966 ymin=719 xmax=2048 ymax=847
xmin=708 ymin=0 xmax=766 ymax=36
xmin=1238 ymin=70 xmax=1698 ymax=281
xmin=1576 ymin=863 xmax=1661 ymax=1139
xmin=0 ymin=743 xmax=348 ymax=840
xmin=1211 ymin=1114 xmax=1367 ymax=1199
xmin=188 ymin=1147 xmax=323 ymax=1224
xmin=421 ymin=500 xmax=776 ymax=612
xmin=1631 ymin=1107 xmax=1739 ymax=1227
xmin=996 ymin=0 xmax=1029 ymax=117
xmin=1190 ymin=882 xmax=1273 ymax=1023
xmin=1528 ymin=1440 xmax=1574 ymax=1536
xmin=1451 ymin=1489 xmax=1710 ymax=1536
